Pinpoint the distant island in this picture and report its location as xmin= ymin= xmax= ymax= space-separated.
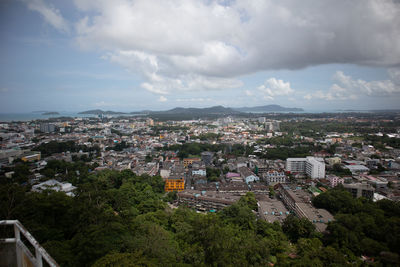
xmin=234 ymin=104 xmax=303 ymax=113
xmin=42 ymin=112 xmax=60 ymax=115
xmin=32 ymin=110 xmax=51 ymax=114
xmin=78 ymin=109 xmax=127 ymax=115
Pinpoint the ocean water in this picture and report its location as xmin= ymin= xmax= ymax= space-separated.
xmin=0 ymin=112 xmax=148 ymax=122
xmin=0 ymin=112 xmax=96 ymax=122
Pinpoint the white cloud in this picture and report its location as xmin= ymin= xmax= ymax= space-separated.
xmin=333 ymin=71 xmax=398 ymax=96
xmin=304 ymin=70 xmax=400 ymax=100
xmin=26 ymin=0 xmax=400 ymax=96
xmin=23 ymin=0 xmax=69 ymax=33
xmin=176 ymin=98 xmax=212 ymax=102
xmin=105 ymin=50 xmax=243 ymax=95
xmin=158 ymin=96 xmax=167 ymax=102
xmin=388 ymin=68 xmax=400 ymax=85
xmin=244 ymin=90 xmax=253 ymax=96
xmin=69 ymin=0 xmax=400 ymax=95
xmin=94 ymin=101 xmax=115 ymax=107
xmin=257 ymin=78 xmax=294 ymax=99
xmin=303 ymin=94 xmax=313 ymax=100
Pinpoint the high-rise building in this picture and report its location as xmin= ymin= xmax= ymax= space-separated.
xmin=286 ymin=157 xmax=325 ymax=179
xmin=40 ymin=123 xmax=55 ymax=133
xmin=265 ymin=121 xmax=280 ymax=131
xmin=286 ymin=158 xmax=307 ymax=173
xmin=305 ymin=157 xmax=325 ymax=179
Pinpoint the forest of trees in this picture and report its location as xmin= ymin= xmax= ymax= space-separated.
xmin=312 ymin=186 xmax=400 ymax=264
xmin=35 ymin=141 xmax=100 ymax=157
xmin=364 ymin=134 xmax=400 ymax=149
xmin=1 ymin=171 xmax=399 ymax=266
xmin=162 ymin=143 xmax=253 ymax=159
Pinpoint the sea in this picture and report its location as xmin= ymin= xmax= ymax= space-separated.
xmin=0 ymin=112 xmax=145 ymax=122
xmin=0 ymin=109 xmax=348 ymax=122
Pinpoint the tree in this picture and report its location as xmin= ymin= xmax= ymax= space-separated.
xmin=0 ymin=183 xmax=27 ymax=219
xmin=3 ymin=168 xmax=398 ymax=266
xmin=12 ymin=163 xmax=31 ymax=184
xmin=269 ymin=186 xmax=276 ymax=198
xmin=220 ymin=203 xmax=256 ymax=231
xmin=238 ymin=192 xmax=258 ymax=211
xmin=164 ymin=191 xmax=177 ymax=202
xmin=282 ymin=215 xmax=316 ymax=242
xmin=312 ymin=186 xmax=356 ymax=214
xmin=331 ymin=164 xmax=352 ymax=177
xmin=93 ymin=252 xmax=157 ymax=267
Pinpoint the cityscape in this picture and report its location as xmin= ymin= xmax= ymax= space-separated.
xmin=1 ymin=110 xmax=400 ymax=266
xmin=1 ymin=1 xmax=400 ymax=267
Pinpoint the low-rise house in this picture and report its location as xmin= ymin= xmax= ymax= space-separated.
xmin=239 ymin=166 xmax=259 ymax=183
xmin=277 ymin=185 xmax=334 ymax=232
xmin=344 ymin=164 xmax=369 ymax=174
xmin=326 ymin=157 xmax=341 ymax=166
xmin=31 ymin=179 xmax=77 ymax=197
xmin=183 ymin=158 xmax=201 ymax=167
xmin=177 ymin=190 xmax=240 ymax=212
xmin=264 ymin=170 xmax=287 ymax=185
xmin=343 ymin=182 xmax=375 ymax=199
xmin=192 ymin=167 xmax=206 ymax=177
xmin=360 ymin=175 xmax=388 ymax=190
xmin=326 ymin=175 xmax=344 ymax=188
xmin=226 ymin=172 xmax=242 ymax=182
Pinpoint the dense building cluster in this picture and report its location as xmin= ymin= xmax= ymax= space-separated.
xmin=1 ymin=113 xmax=400 ymax=232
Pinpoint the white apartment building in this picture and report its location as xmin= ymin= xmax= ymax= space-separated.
xmin=286 ymin=157 xmax=325 ymax=179
xmin=286 ymin=158 xmax=307 ymax=173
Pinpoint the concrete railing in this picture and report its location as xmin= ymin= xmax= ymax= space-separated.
xmin=0 ymin=220 xmax=59 ymax=267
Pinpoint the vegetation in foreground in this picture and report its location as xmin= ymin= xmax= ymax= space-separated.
xmin=1 ymin=170 xmax=399 ymax=266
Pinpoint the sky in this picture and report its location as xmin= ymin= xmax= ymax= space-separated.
xmin=0 ymin=0 xmax=400 ymax=113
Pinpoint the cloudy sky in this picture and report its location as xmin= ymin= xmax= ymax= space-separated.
xmin=1 ymin=0 xmax=400 ymax=112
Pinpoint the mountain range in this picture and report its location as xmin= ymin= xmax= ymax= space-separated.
xmin=234 ymin=104 xmax=303 ymax=112
xmin=78 ymin=109 xmax=127 ymax=115
xmin=78 ymin=105 xmax=303 ymax=115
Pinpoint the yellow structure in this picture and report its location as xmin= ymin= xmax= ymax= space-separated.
xmin=165 ymin=178 xmax=185 ymax=192
xmin=332 ymin=138 xmax=342 ymax=143
xmin=21 ymin=153 xmax=41 ymax=162
xmin=183 ymin=158 xmax=201 ymax=167
xmin=326 ymin=157 xmax=341 ymax=166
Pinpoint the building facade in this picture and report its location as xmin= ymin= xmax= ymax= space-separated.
xmin=326 ymin=175 xmax=344 ymax=188
xmin=264 ymin=170 xmax=287 ymax=185
xmin=192 ymin=168 xmax=206 ymax=176
xmin=40 ymin=123 xmax=55 ymax=133
xmin=343 ymin=183 xmax=375 ymax=199
xmin=165 ymin=178 xmax=185 ymax=192
xmin=286 ymin=157 xmax=325 ymax=179
xmin=183 ymin=158 xmax=201 ymax=167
